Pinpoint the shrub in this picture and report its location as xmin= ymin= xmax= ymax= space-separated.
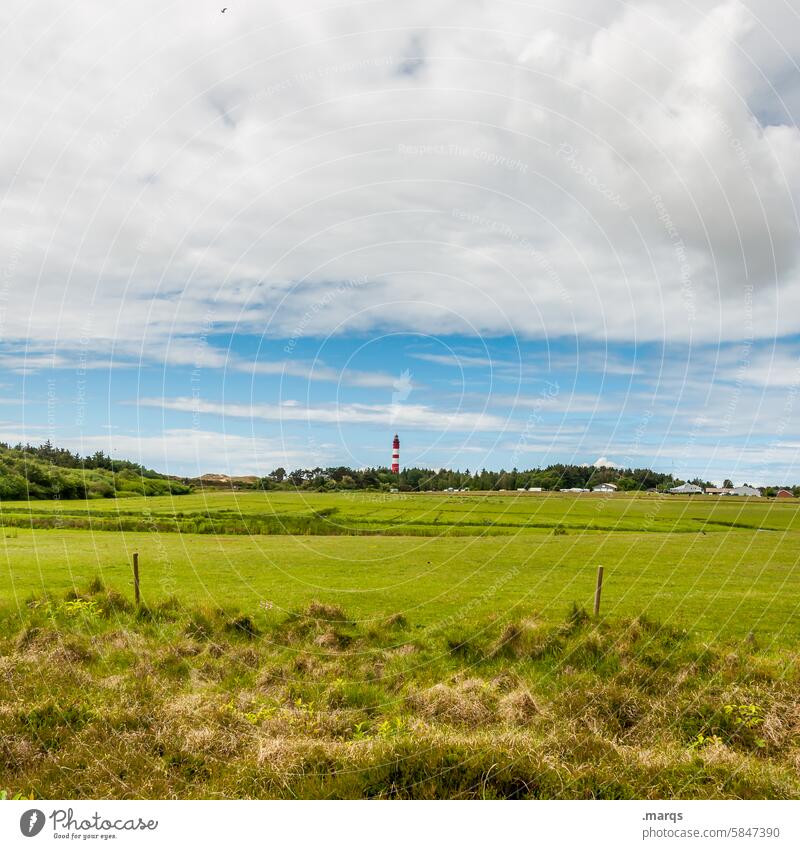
xmin=185 ymin=612 xmax=215 ymax=641
xmin=559 ymin=602 xmax=591 ymax=635
xmin=95 ymin=589 xmax=133 ymax=616
xmin=489 ymin=621 xmax=525 ymax=659
xmin=445 ymin=628 xmax=483 ymax=660
xmin=224 ymin=615 xmax=258 ymax=639
xmin=86 ymin=576 xmax=105 ymax=594
xmin=384 ymin=613 xmax=408 ymax=629
xmin=304 ymin=601 xmax=347 ymax=622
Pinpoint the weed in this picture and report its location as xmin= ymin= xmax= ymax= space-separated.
xmin=61 ymin=598 xmax=101 ymax=618
xmin=683 ymin=702 xmax=768 ymax=752
xmin=243 ymin=704 xmax=278 ymax=725
xmin=350 ymin=720 xmax=371 ymax=741
xmin=0 ymin=789 xmax=32 ymax=800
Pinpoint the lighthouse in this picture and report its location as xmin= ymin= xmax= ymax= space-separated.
xmin=391 ymin=434 xmax=400 ymax=473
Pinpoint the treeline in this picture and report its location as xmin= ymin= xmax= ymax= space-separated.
xmin=2 ymin=441 xmax=161 ymax=477
xmin=0 ymin=441 xmax=192 ymax=500
xmin=258 ymin=464 xmax=692 ymax=493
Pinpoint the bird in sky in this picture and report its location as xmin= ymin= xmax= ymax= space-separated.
xmin=221 ymin=7 xmax=227 ymax=12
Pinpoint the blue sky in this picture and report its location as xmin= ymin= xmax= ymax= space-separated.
xmin=4 ymin=330 xmax=800 ymax=485
xmin=2 ymin=1 xmax=800 ymax=484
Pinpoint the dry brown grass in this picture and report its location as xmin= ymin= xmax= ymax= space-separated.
xmin=2 ymin=588 xmax=799 ymax=799
xmin=304 ymin=601 xmax=347 ymax=622
xmin=498 ymin=689 xmax=540 ymax=725
xmin=410 ymin=678 xmax=498 ymax=726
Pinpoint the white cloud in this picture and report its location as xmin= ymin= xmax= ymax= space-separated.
xmin=733 ymin=351 xmax=800 ymax=388
xmin=592 ymin=456 xmax=620 ymax=468
xmin=135 ymin=395 xmax=510 ymax=432
xmin=410 ymin=352 xmax=499 ymax=369
xmin=0 ymin=335 xmax=408 ymax=392
xmin=1 ymin=0 xmax=799 ymax=364
xmin=0 ymin=428 xmax=313 ymax=477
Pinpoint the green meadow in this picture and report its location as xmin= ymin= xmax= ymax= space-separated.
xmin=1 ymin=491 xmax=799 ymax=798
xmin=1 ymin=491 xmax=799 ymax=645
xmin=4 ymin=488 xmax=800 ymax=533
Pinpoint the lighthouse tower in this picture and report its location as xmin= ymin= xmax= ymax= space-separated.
xmin=391 ymin=434 xmax=400 ymax=473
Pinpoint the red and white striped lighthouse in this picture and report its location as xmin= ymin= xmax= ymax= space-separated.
xmin=391 ymin=434 xmax=400 ymax=473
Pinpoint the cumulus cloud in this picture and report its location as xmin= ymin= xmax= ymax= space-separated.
xmin=1 ymin=0 xmax=799 ymax=369
xmin=592 ymin=456 xmax=620 ymax=469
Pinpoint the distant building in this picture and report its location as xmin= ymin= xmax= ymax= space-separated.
xmin=729 ymin=486 xmax=761 ymax=497
xmin=776 ymin=489 xmax=793 ymax=498
xmin=669 ymin=483 xmax=704 ymax=494
xmin=561 ymin=487 xmax=589 ymax=493
xmin=593 ymin=483 xmax=618 ymax=493
xmin=529 ymin=487 xmax=543 ymax=492
xmin=706 ymin=486 xmax=762 ymax=496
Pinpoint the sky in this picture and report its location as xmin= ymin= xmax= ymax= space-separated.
xmin=1 ymin=0 xmax=800 ymax=483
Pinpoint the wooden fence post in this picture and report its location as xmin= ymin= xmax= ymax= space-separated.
xmin=133 ymin=552 xmax=140 ymax=607
xmin=594 ymin=565 xmax=604 ymax=618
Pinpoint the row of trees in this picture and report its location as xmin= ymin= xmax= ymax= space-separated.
xmin=257 ymin=465 xmax=800 ymax=494
xmin=0 ymin=440 xmax=163 ymax=478
xmin=0 ymin=442 xmax=192 ymax=500
xmin=6 ymin=440 xmax=797 ymax=499
xmin=258 ymin=464 xmax=687 ymax=493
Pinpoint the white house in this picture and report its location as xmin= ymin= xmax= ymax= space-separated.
xmin=706 ymin=486 xmax=762 ymax=497
xmin=593 ymin=483 xmax=618 ymax=493
xmin=669 ymin=483 xmax=704 ymax=494
xmin=729 ymin=485 xmax=762 ymax=497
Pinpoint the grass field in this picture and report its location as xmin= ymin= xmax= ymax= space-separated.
xmin=1 ymin=491 xmax=799 ymax=798
xmin=2 ymin=491 xmax=799 ymax=645
xmin=4 ymin=489 xmax=800 ymax=534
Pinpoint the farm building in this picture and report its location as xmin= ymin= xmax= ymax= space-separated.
xmin=706 ymin=486 xmax=762 ymax=496
xmin=776 ymin=489 xmax=793 ymax=498
xmin=593 ymin=483 xmax=618 ymax=493
xmin=729 ymin=486 xmax=761 ymax=497
xmin=669 ymin=483 xmax=704 ymax=494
